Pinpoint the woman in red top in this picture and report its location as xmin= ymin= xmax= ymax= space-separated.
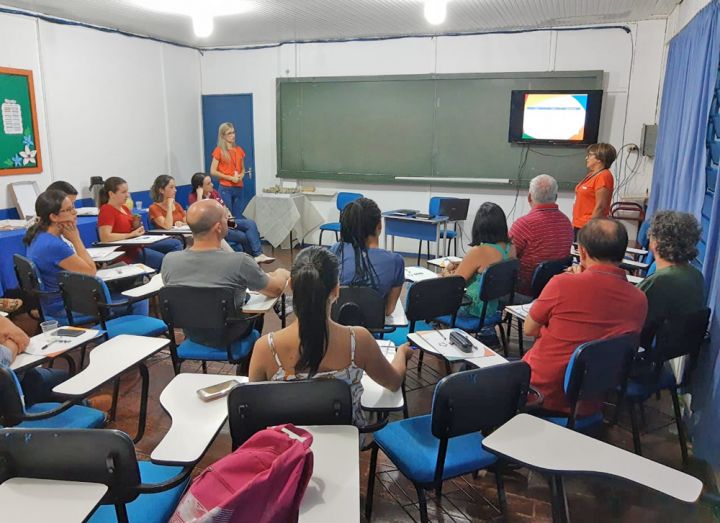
xmin=572 ymin=143 xmax=616 ymax=236
xmin=97 ymin=177 xmax=181 ymax=270
xmin=210 ymin=122 xmax=247 ymax=220
xmin=148 ymin=175 xmax=186 ymax=229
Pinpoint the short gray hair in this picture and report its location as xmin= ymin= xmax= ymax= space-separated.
xmin=529 ymin=174 xmax=558 ymax=204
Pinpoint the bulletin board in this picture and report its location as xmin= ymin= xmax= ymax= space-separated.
xmin=0 ymin=67 xmax=42 ymax=176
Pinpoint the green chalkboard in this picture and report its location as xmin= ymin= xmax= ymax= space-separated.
xmin=0 ymin=67 xmax=42 ymax=176
xmin=277 ymin=71 xmax=603 ymax=189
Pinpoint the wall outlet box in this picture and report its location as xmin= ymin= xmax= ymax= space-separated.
xmin=641 ymin=124 xmax=658 ymax=157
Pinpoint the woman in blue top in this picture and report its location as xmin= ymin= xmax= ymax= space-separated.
xmin=443 ymin=202 xmax=515 ymax=319
xmin=329 ymin=198 xmax=404 ymax=315
xmin=24 ymin=190 xmax=98 ymax=317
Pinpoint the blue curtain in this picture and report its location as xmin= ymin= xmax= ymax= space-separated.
xmin=649 ymin=1 xmax=720 ymax=467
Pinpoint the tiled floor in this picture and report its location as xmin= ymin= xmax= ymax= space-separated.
xmin=11 ymin=246 xmax=718 ymax=522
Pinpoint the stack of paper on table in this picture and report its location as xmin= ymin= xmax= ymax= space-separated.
xmin=97 ymin=264 xmax=155 ymax=282
xmin=0 ymin=219 xmax=29 ymax=230
xmin=404 ymin=267 xmax=437 ymax=282
xmin=426 ymin=256 xmax=462 ymax=269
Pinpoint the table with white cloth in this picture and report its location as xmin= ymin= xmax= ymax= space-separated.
xmin=244 ymin=193 xmax=324 ymax=249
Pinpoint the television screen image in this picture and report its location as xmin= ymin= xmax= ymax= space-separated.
xmin=508 ymin=89 xmax=603 ymax=145
xmin=522 ymin=93 xmax=587 ymax=141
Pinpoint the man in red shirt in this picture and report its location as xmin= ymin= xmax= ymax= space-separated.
xmin=522 ymin=218 xmax=647 ymax=414
xmin=509 ymin=174 xmax=573 ymax=296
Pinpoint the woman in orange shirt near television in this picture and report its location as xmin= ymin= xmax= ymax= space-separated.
xmin=572 ymin=142 xmax=616 ymax=237
xmin=210 ymin=122 xmax=271 ymax=263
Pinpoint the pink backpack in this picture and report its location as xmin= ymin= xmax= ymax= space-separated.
xmin=170 ymin=424 xmax=314 ymax=523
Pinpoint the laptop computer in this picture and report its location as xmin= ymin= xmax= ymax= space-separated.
xmin=437 ymin=198 xmax=470 ymax=221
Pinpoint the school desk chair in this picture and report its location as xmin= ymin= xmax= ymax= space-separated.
xmin=365 ymin=361 xmax=531 ymax=523
xmin=318 ymin=192 xmax=363 ymax=246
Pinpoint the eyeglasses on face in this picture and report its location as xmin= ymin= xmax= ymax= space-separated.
xmin=58 ymin=207 xmax=76 ymax=214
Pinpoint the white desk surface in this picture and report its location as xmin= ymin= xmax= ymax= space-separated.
xmin=121 ymin=273 xmax=164 ymax=299
xmin=505 ymin=303 xmax=531 ymax=321
xmin=152 ymin=373 xmax=248 ymax=465
xmin=426 ymin=256 xmax=462 ymax=269
xmin=404 ymin=266 xmax=438 ymax=283
xmin=10 ymin=352 xmax=45 ymax=372
xmin=385 ymin=300 xmax=408 ymax=327
xmin=627 ymin=274 xmax=645 ymax=284
xmin=148 ymin=226 xmax=191 ymax=235
xmin=361 ymin=341 xmax=404 ymax=411
xmin=11 ymin=328 xmax=102 ymax=372
xmin=408 ymin=329 xmax=506 ymax=366
xmin=96 ymin=263 xmax=155 ymax=282
xmin=53 ymin=335 xmax=168 ymax=397
xmin=243 ymin=291 xmax=279 ymax=314
xmin=99 ymin=234 xmax=169 ymax=246
xmin=0 ymin=478 xmax=107 ymax=523
xmin=299 ymin=425 xmax=360 ymax=523
xmin=483 ymin=414 xmax=703 ymax=503
xmin=301 ymin=190 xmax=337 ymax=198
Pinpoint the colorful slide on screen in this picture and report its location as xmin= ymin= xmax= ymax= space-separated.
xmin=522 ymin=93 xmax=588 ymax=141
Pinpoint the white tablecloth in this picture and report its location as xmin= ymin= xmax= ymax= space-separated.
xmin=244 ymin=193 xmax=324 ymax=248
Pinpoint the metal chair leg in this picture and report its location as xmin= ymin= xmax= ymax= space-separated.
xmin=365 ymin=445 xmax=379 ymax=519
xmin=417 ymin=351 xmax=425 ymax=374
xmin=109 ymin=378 xmax=120 ymax=421
xmin=629 ymin=401 xmax=643 ymax=455
xmin=417 ymin=241 xmax=422 ymax=266
xmin=201 ymin=360 xmax=207 ymax=374
xmin=318 ymin=229 xmax=325 ymax=246
xmin=495 ymin=461 xmax=507 ymax=513
xmin=670 ymin=388 xmax=689 ymax=466
xmin=416 ymin=484 xmax=429 ymax=523
xmin=550 ymin=475 xmax=569 ymax=523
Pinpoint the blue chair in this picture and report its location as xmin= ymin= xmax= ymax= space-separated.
xmin=623 ymin=307 xmax=710 ymax=465
xmin=0 ymin=366 xmax=105 ymax=429
xmin=416 ymin=197 xmax=469 ymax=263
xmin=159 ymin=286 xmax=261 ymax=375
xmin=365 ymin=361 xmax=531 ymax=522
xmin=436 ymin=258 xmax=519 ymax=355
xmin=0 ymin=427 xmax=190 ymax=523
xmin=537 ymin=333 xmax=639 ymax=432
xmin=318 ymin=192 xmax=363 ymax=246
xmin=58 ymin=272 xmax=167 ymax=339
xmin=13 ymin=254 xmax=95 ymax=327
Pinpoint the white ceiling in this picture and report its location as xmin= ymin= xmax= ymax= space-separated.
xmin=0 ymin=0 xmax=680 ymax=48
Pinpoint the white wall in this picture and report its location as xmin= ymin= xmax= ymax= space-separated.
xmin=0 ymin=12 xmax=203 ymax=210
xmin=201 ymin=22 xmax=667 ymax=251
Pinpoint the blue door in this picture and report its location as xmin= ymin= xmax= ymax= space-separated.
xmin=201 ymin=94 xmax=256 ymax=214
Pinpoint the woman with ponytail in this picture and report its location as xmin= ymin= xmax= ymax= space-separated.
xmin=249 ymin=246 xmax=412 ymax=427
xmin=25 ymin=190 xmax=96 ymax=316
xmin=97 ymin=177 xmax=182 ymax=270
xmin=329 ymin=198 xmax=404 ymax=315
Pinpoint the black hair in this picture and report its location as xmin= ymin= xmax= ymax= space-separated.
xmin=291 ymin=246 xmax=339 ymax=377
xmin=577 ymin=218 xmax=628 ymax=263
xmin=470 ymin=202 xmax=510 ymax=246
xmin=23 ymin=190 xmax=67 ymax=246
xmin=46 ymin=180 xmax=78 ymax=196
xmin=337 ymin=198 xmax=381 ymax=291
xmin=99 ymin=177 xmax=127 ymax=206
xmin=150 ymin=174 xmax=174 ymax=202
xmin=191 ymin=172 xmax=207 ymax=192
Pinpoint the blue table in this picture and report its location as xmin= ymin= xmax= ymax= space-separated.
xmin=382 ymin=211 xmax=448 ymax=259
xmin=0 ymin=216 xmax=99 ymax=296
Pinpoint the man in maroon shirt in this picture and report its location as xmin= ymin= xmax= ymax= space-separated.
xmin=522 ymin=218 xmax=647 ymax=414
xmin=509 ymin=174 xmax=573 ymax=296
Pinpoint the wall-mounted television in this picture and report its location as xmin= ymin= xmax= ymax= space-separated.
xmin=508 ymin=90 xmax=603 ymax=145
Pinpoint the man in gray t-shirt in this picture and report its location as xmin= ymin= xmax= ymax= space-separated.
xmin=161 ymin=199 xmax=290 ymax=347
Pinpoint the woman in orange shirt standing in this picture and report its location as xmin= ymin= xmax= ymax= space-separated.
xmin=210 ymin=122 xmax=271 ymax=263
xmin=572 ymin=143 xmax=616 ymax=236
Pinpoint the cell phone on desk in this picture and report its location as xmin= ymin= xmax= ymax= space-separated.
xmin=197 ymin=380 xmax=237 ymax=402
xmin=55 ymin=328 xmax=86 ymax=337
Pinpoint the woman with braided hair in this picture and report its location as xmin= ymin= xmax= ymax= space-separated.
xmin=329 ymin=198 xmax=404 ymax=315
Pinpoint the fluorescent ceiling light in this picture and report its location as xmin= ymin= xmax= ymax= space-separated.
xmin=128 ymin=0 xmax=255 ymax=37
xmin=424 ymin=0 xmax=448 ymax=25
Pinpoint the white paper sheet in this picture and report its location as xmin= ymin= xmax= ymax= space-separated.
xmin=426 ymin=256 xmax=462 ymax=268
xmin=25 ymin=328 xmax=101 ymax=356
xmin=404 ymin=267 xmax=438 ymax=282
xmin=97 ymin=264 xmax=154 ymax=282
xmin=107 ymin=235 xmax=169 ymax=245
xmin=75 ymin=207 xmax=99 ymax=216
xmin=409 ymin=329 xmax=498 ymax=361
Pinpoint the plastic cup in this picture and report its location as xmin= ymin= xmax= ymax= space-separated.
xmin=40 ymin=320 xmax=58 ymax=338
xmin=135 ymin=200 xmax=143 ymax=210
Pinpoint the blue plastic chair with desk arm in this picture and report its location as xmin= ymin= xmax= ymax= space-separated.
xmin=416 ymin=197 xmax=470 ymax=263
xmin=317 ymin=191 xmax=363 ymax=246
xmin=531 ymin=333 xmax=639 ymax=432
xmin=0 ymin=365 xmax=105 ymax=430
xmin=435 ymin=258 xmax=519 ymax=355
xmin=620 ymin=307 xmax=711 ymax=465
xmin=0 ymin=427 xmax=191 ymax=523
xmin=158 ymin=286 xmax=261 ymax=376
xmin=365 ymin=361 xmax=532 ymax=523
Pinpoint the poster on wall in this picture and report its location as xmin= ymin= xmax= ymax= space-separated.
xmin=0 ymin=67 xmax=42 ymax=176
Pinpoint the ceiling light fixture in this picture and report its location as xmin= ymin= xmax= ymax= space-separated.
xmin=128 ymin=0 xmax=254 ymax=38
xmin=424 ymin=0 xmax=448 ymax=25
